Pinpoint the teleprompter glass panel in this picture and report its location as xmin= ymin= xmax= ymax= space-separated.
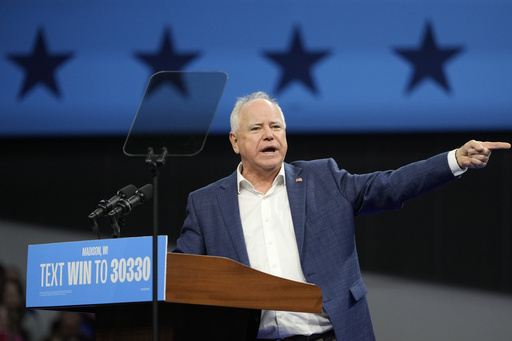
xmin=123 ymin=71 xmax=228 ymax=157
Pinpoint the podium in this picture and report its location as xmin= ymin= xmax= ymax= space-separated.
xmin=96 ymin=253 xmax=322 ymax=340
xmin=27 ymin=238 xmax=322 ymax=340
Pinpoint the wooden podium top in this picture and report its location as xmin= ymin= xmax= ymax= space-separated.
xmin=165 ymin=253 xmax=322 ymax=313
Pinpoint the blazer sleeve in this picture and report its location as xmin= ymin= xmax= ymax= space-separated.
xmin=328 ymin=152 xmax=457 ymax=216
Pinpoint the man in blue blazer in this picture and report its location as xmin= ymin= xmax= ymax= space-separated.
xmin=174 ymin=91 xmax=510 ymax=340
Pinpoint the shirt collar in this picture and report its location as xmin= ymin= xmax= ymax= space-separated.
xmin=236 ymin=162 xmax=286 ymax=194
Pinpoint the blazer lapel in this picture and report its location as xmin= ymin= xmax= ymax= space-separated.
xmin=285 ymin=163 xmax=307 ymax=257
xmin=217 ymin=173 xmax=251 ymax=266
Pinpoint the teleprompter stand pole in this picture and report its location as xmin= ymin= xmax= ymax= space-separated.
xmin=145 ymin=147 xmax=168 ymax=341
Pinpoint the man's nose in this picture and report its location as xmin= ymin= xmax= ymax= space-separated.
xmin=262 ymin=126 xmax=274 ymax=140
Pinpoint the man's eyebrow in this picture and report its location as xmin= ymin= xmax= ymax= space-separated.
xmin=248 ymin=122 xmax=263 ymax=128
xmin=247 ymin=120 xmax=283 ymax=129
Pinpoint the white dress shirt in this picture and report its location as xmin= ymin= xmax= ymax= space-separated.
xmin=237 ymin=164 xmax=332 ymax=339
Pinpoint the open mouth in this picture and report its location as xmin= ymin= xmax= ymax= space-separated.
xmin=261 ymin=147 xmax=277 ymax=153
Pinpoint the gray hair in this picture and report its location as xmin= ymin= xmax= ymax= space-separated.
xmin=229 ymin=91 xmax=286 ymax=133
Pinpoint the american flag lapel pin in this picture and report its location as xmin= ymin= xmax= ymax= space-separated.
xmin=296 ymin=177 xmax=303 ymax=182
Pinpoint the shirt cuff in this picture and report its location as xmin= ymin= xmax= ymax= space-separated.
xmin=448 ymin=149 xmax=467 ymax=177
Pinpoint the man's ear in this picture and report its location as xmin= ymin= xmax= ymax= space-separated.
xmin=229 ymin=132 xmax=239 ymax=154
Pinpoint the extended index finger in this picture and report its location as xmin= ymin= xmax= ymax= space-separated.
xmin=482 ymin=141 xmax=511 ymax=150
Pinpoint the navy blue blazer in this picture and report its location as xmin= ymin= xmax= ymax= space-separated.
xmin=174 ymin=152 xmax=456 ymax=340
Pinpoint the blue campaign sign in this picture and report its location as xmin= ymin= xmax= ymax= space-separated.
xmin=1 ymin=0 xmax=511 ymax=136
xmin=26 ymin=236 xmax=168 ymax=309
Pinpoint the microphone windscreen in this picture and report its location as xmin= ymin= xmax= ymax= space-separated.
xmin=118 ymin=184 xmax=137 ymax=198
xmin=137 ymin=184 xmax=153 ymax=201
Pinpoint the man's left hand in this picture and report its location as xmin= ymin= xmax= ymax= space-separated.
xmin=456 ymin=140 xmax=511 ymax=169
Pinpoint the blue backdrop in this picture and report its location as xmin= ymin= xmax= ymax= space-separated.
xmin=1 ymin=0 xmax=511 ymax=136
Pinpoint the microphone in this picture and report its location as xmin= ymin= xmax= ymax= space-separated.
xmin=88 ymin=184 xmax=137 ymax=238
xmin=88 ymin=184 xmax=138 ymax=219
xmin=109 ymin=184 xmax=153 ymax=218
